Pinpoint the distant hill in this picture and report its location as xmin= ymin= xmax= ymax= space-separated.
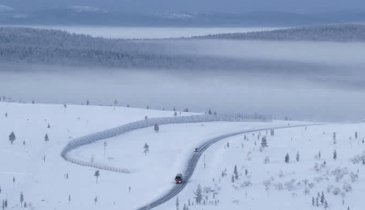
xmin=0 ymin=26 xmax=331 ymax=71
xmin=0 ymin=26 xmax=260 ymax=70
xmin=193 ymin=24 xmax=365 ymax=42
xmin=1 ymin=7 xmax=365 ymax=27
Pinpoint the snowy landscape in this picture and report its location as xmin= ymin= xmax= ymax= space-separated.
xmin=1 ymin=1 xmax=365 ymax=210
xmin=1 ymin=101 xmax=364 ymax=210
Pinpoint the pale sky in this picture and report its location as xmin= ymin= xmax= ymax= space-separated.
xmin=1 ymin=0 xmax=365 ymax=13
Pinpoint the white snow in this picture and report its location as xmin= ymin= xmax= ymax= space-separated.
xmin=157 ymin=123 xmax=365 ymax=210
xmin=0 ymin=102 xmax=196 ymax=209
xmin=2 ymin=101 xmax=363 ymax=210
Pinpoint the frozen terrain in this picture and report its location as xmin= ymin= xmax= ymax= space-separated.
xmin=1 ymin=101 xmax=364 ymax=210
xmin=0 ymin=101 xmax=309 ymax=210
xmin=0 ymin=102 xmax=197 ymax=209
xmin=158 ymin=123 xmax=365 ymax=210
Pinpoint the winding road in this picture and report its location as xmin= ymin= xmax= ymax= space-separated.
xmin=136 ymin=124 xmax=318 ymax=210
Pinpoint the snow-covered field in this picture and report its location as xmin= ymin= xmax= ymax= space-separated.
xmin=1 ymin=101 xmax=363 ymax=210
xmin=1 ymin=25 xmax=280 ymax=39
xmin=0 ymin=102 xmax=196 ymax=209
xmin=158 ymin=123 xmax=365 ymax=210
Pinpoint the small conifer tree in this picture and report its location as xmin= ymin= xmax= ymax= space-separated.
xmin=154 ymin=123 xmax=159 ymax=132
xmin=285 ymin=153 xmax=290 ymax=163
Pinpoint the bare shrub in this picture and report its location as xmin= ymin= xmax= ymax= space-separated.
xmin=285 ymin=179 xmax=296 ymax=191
xmin=332 ymin=187 xmax=341 ymax=195
xmin=342 ymin=182 xmax=352 ymax=192
xmin=263 ymin=179 xmax=271 ymax=190
xmin=232 ymin=199 xmax=239 ymax=205
xmin=263 ymin=156 xmax=270 ymax=164
xmin=349 ymin=172 xmax=358 ymax=182
xmin=302 ymin=178 xmax=309 ymax=186
xmin=314 ymin=177 xmax=323 ymax=183
xmin=204 ymin=187 xmax=212 ymax=194
xmin=308 ymin=182 xmax=315 ymax=189
xmin=274 ymin=183 xmax=283 ymax=190
xmin=278 ymin=170 xmax=284 ymax=178
xmin=304 ymin=188 xmax=310 ymax=195
xmin=240 ymin=181 xmax=252 ymax=188
xmin=327 ymin=185 xmax=334 ymax=193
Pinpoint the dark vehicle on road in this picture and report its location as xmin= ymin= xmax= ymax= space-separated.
xmin=194 ymin=148 xmax=198 ymax=152
xmin=175 ymin=173 xmax=182 ymax=184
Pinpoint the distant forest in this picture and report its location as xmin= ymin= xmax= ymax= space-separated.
xmin=0 ymin=27 xmax=258 ymax=70
xmin=0 ymin=24 xmax=364 ymax=70
xmin=194 ymin=24 xmax=365 ymax=42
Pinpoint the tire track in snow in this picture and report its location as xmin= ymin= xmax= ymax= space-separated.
xmin=136 ymin=123 xmax=322 ymax=210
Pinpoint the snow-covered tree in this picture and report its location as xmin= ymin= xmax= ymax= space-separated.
xmin=333 ymin=132 xmax=336 ymax=143
xmin=20 ymin=192 xmax=24 ymax=207
xmin=9 ymin=132 xmax=16 ymax=144
xmin=296 ymin=151 xmax=300 ymax=162
xmin=233 ymin=165 xmax=238 ymax=180
xmin=320 ymin=191 xmax=325 ymax=205
xmin=94 ymin=196 xmax=97 ymax=205
xmin=333 ymin=150 xmax=337 ymax=160
xmin=261 ymin=136 xmax=268 ymax=149
xmin=44 ymin=134 xmax=49 ymax=143
xmin=285 ymin=153 xmax=290 ymax=163
xmin=154 ymin=123 xmax=159 ymax=132
xmin=194 ymin=184 xmax=203 ymax=204
xmin=316 ymin=197 xmax=319 ymax=207
xmin=144 ymin=143 xmax=149 ymax=155
xmin=94 ymin=170 xmax=100 ymax=184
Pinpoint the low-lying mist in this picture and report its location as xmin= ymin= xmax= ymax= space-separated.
xmin=1 ymin=38 xmax=365 ymax=122
xmin=0 ymin=60 xmax=363 ymax=122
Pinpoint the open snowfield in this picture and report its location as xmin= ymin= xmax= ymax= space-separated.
xmin=69 ymin=120 xmax=308 ymax=210
xmin=0 ymin=102 xmax=197 ymax=209
xmin=1 ymin=101 xmax=363 ymax=210
xmin=158 ymin=123 xmax=365 ymax=210
xmin=0 ymin=25 xmax=280 ymax=39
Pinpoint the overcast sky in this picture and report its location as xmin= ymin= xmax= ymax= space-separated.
xmin=1 ymin=0 xmax=365 ymax=13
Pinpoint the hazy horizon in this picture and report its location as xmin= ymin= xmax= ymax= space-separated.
xmin=1 ymin=0 xmax=365 ymax=14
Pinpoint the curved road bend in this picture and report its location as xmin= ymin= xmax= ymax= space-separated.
xmin=136 ymin=124 xmax=321 ymax=210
